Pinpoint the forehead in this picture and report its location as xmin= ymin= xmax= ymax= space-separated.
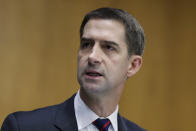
xmin=82 ymin=19 xmax=126 ymax=44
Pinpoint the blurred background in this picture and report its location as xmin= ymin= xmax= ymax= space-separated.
xmin=0 ymin=0 xmax=195 ymax=130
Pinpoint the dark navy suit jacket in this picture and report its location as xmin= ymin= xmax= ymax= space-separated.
xmin=1 ymin=94 xmax=146 ymax=131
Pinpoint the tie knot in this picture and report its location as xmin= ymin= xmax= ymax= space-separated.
xmin=93 ymin=118 xmax=111 ymax=131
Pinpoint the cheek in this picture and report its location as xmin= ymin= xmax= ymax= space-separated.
xmin=108 ymin=58 xmax=129 ymax=76
xmin=77 ymin=54 xmax=88 ymax=70
xmin=77 ymin=54 xmax=83 ymax=71
xmin=77 ymin=52 xmax=82 ymax=62
xmin=78 ymin=52 xmax=84 ymax=64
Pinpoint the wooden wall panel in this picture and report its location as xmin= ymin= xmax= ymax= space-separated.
xmin=0 ymin=0 xmax=195 ymax=130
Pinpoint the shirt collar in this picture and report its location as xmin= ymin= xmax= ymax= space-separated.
xmin=74 ymin=90 xmax=119 ymax=131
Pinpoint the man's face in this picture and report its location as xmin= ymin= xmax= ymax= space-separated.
xmin=77 ymin=19 xmax=132 ymax=95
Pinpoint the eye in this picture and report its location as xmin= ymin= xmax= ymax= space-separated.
xmin=103 ymin=44 xmax=115 ymax=51
xmin=81 ymin=42 xmax=90 ymax=49
xmin=80 ymin=40 xmax=93 ymax=49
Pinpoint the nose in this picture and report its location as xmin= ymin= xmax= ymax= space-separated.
xmin=88 ymin=43 xmax=102 ymax=65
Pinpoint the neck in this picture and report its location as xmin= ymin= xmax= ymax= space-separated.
xmin=80 ymin=87 xmax=122 ymax=117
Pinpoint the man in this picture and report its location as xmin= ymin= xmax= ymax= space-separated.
xmin=1 ymin=7 xmax=146 ymax=131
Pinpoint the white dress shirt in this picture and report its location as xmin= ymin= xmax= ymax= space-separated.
xmin=74 ymin=90 xmax=119 ymax=131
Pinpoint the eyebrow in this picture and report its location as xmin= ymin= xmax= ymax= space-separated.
xmin=102 ymin=40 xmax=119 ymax=48
xmin=81 ymin=37 xmax=119 ymax=47
xmin=80 ymin=37 xmax=94 ymax=42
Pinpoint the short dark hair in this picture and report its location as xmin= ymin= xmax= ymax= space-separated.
xmin=80 ymin=7 xmax=145 ymax=56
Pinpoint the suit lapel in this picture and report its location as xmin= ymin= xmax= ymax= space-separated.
xmin=53 ymin=94 xmax=78 ymax=131
xmin=118 ymin=113 xmax=127 ymax=131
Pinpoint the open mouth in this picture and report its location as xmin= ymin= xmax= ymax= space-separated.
xmin=85 ymin=70 xmax=103 ymax=79
xmin=86 ymin=72 xmax=103 ymax=76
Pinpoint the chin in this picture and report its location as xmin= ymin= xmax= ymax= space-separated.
xmin=81 ymin=83 xmax=106 ymax=94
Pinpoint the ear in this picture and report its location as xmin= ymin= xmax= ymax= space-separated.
xmin=127 ymin=55 xmax=142 ymax=78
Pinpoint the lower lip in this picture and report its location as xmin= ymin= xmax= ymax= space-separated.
xmin=84 ymin=74 xmax=103 ymax=80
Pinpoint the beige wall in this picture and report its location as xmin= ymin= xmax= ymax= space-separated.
xmin=0 ymin=0 xmax=195 ymax=130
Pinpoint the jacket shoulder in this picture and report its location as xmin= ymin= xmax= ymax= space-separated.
xmin=14 ymin=104 xmax=59 ymax=122
xmin=10 ymin=104 xmax=59 ymax=130
xmin=1 ymin=103 xmax=61 ymax=131
xmin=1 ymin=94 xmax=76 ymax=131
